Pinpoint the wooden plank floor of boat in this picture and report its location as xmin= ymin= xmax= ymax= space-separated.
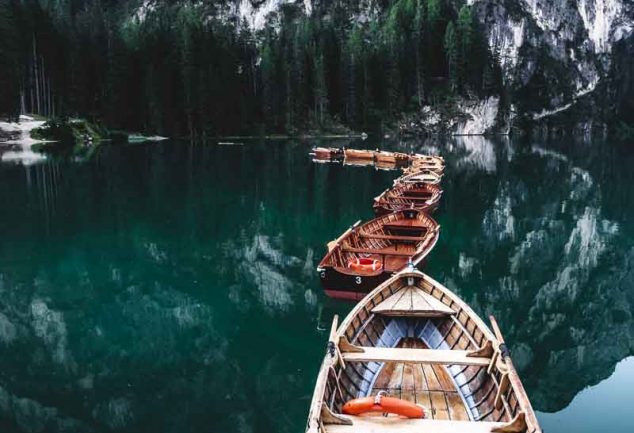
xmin=370 ymin=338 xmax=470 ymax=421
xmin=384 ymin=220 xmax=425 ymax=228
xmin=384 ymin=256 xmax=410 ymax=272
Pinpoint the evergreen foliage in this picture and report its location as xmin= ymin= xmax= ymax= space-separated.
xmin=0 ymin=0 xmax=503 ymax=135
xmin=0 ymin=0 xmax=21 ymax=118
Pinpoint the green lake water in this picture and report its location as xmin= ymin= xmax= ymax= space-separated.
xmin=0 ymin=137 xmax=633 ymax=432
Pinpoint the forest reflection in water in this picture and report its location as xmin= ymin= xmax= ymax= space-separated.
xmin=0 ymin=135 xmax=632 ymax=433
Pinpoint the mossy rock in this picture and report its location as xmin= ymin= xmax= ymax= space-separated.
xmin=31 ymin=119 xmax=75 ymax=145
xmin=32 ymin=118 xmax=106 ymax=146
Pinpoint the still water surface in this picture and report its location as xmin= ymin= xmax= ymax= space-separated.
xmin=0 ymin=138 xmax=633 ymax=432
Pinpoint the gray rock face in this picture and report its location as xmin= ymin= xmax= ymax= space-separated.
xmin=471 ymin=0 xmax=633 ymax=129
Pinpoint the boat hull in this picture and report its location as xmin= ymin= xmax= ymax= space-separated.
xmin=319 ymin=267 xmax=390 ymax=300
xmin=375 ymin=152 xmax=409 ymax=166
xmin=344 ymin=149 xmax=375 ymax=160
xmin=318 ymin=257 xmax=429 ymax=300
xmin=312 ymin=147 xmax=344 ymax=161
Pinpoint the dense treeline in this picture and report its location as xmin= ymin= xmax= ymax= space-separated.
xmin=261 ymin=0 xmax=502 ymax=132
xmin=0 ymin=0 xmax=502 ymax=136
xmin=0 ymin=0 xmax=21 ymax=118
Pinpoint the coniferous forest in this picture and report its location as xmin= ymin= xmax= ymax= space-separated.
xmin=0 ymin=0 xmax=502 ymax=137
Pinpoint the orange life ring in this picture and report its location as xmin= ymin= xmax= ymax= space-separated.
xmin=342 ymin=394 xmax=425 ymax=418
xmin=347 ymin=257 xmax=382 ymax=272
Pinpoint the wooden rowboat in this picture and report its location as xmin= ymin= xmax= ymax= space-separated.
xmin=344 ymin=148 xmax=375 ymax=160
xmin=312 ymin=147 xmax=344 ymax=161
xmin=408 ymin=161 xmax=445 ymax=174
xmin=343 ymin=158 xmax=375 ymax=168
xmin=409 ymin=154 xmax=445 ymax=174
xmin=317 ymin=209 xmax=439 ymax=300
xmin=306 ymin=268 xmax=542 ymax=433
xmin=409 ymin=154 xmax=444 ymax=164
xmin=375 ymin=151 xmax=410 ymax=166
xmin=373 ymin=182 xmax=443 ymax=216
xmin=407 ymin=163 xmax=445 ymax=175
xmin=395 ymin=169 xmax=442 ymax=185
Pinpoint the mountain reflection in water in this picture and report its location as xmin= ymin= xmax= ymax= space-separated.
xmin=0 ymin=136 xmax=632 ymax=433
xmin=428 ymin=137 xmax=634 ymax=413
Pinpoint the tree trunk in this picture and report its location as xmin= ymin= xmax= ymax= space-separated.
xmin=33 ymin=37 xmax=41 ymax=115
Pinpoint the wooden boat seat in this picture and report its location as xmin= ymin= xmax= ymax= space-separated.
xmin=341 ymin=246 xmax=416 ymax=257
xmin=383 ymin=220 xmax=421 ymax=228
xmin=357 ymin=232 xmax=428 ymax=241
xmin=401 ymin=191 xmax=434 ymax=196
xmin=340 ymin=347 xmax=491 ymax=366
xmin=382 ymin=222 xmax=430 ymax=235
xmin=325 ymin=417 xmax=510 ymax=433
xmin=401 ymin=175 xmax=438 ymax=183
xmin=396 ymin=195 xmax=433 ymax=201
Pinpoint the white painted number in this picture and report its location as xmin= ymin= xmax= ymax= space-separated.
xmin=355 ymin=276 xmax=362 ymax=285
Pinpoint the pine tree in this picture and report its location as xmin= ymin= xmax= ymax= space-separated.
xmin=345 ymin=26 xmax=364 ymax=125
xmin=427 ymin=0 xmax=442 ymax=24
xmin=260 ymin=41 xmax=277 ymax=129
xmin=457 ymin=5 xmax=474 ymax=92
xmin=413 ymin=0 xmax=426 ymax=106
xmin=426 ymin=0 xmax=444 ymax=78
xmin=384 ymin=4 xmax=405 ymax=114
xmin=444 ymin=21 xmax=458 ymax=92
xmin=177 ymin=5 xmax=200 ymax=138
xmin=313 ymin=51 xmax=328 ymax=126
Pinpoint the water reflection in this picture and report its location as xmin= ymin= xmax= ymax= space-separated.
xmin=0 ymin=137 xmax=632 ymax=432
xmin=420 ymin=136 xmax=634 ymax=413
xmin=453 ymin=136 xmax=498 ymax=173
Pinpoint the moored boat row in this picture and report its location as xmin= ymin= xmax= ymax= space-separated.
xmin=306 ymin=145 xmax=542 ymax=433
xmin=310 ymin=147 xmax=445 ymax=174
xmin=314 ymin=147 xmax=445 ymax=300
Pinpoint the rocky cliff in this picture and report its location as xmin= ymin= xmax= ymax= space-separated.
xmin=471 ymin=0 xmax=633 ymax=135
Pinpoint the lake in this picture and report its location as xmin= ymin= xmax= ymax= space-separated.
xmin=0 ymin=137 xmax=633 ymax=433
